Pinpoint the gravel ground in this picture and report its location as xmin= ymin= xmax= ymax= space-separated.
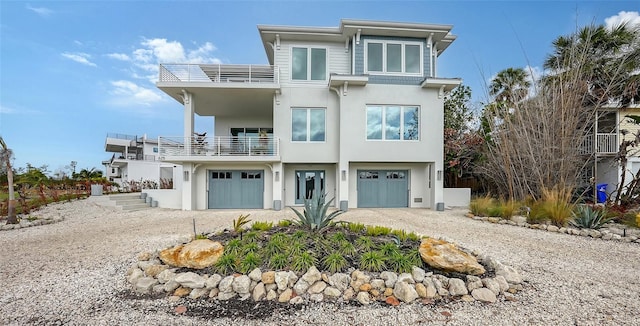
xmin=1 ymin=197 xmax=639 ymax=325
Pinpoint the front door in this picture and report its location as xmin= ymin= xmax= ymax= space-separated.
xmin=295 ymin=170 xmax=325 ymax=204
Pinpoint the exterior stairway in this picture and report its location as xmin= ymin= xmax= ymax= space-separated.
xmin=102 ymin=193 xmax=153 ymax=211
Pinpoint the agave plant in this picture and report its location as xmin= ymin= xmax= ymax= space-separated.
xmin=570 ymin=205 xmax=612 ymax=229
xmin=290 ymin=192 xmax=344 ymax=232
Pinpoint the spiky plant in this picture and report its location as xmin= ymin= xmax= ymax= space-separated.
xmin=232 ymin=214 xmax=251 ymax=233
xmin=322 ymin=252 xmax=348 ymax=273
xmin=242 ymin=242 xmax=260 ymax=254
xmin=387 ymin=252 xmax=413 ymax=273
xmin=240 ymin=252 xmax=261 ymax=274
xmin=356 ymin=236 xmax=374 ymax=251
xmin=365 ymin=225 xmax=392 ymax=236
xmin=359 ymin=251 xmax=386 ymax=272
xmin=225 ymin=239 xmax=242 ymax=255
xmin=290 ymin=193 xmax=344 ymax=232
xmin=291 ymin=252 xmax=317 ymax=272
xmin=287 ymin=241 xmax=306 ymax=257
xmin=331 ymin=231 xmax=347 ymax=242
xmin=264 ymin=237 xmax=287 ymax=256
xmin=346 ymin=222 xmax=366 ymax=234
xmin=215 ymin=253 xmax=238 ymax=275
xmin=337 ymin=240 xmax=357 ymax=256
xmin=277 ymin=219 xmax=292 ymax=227
xmin=268 ymin=253 xmax=288 ymax=270
xmin=570 ymin=205 xmax=612 ymax=229
xmin=378 ymin=242 xmax=400 ymax=256
xmin=251 ymin=221 xmax=273 ymax=231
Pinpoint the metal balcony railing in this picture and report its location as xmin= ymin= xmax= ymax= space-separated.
xmin=159 ymin=64 xmax=279 ymax=84
xmin=581 ymin=133 xmax=618 ymax=154
xmin=158 ymin=136 xmax=280 ymax=158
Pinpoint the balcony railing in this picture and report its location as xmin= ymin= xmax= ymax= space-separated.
xmin=159 ymin=64 xmax=279 ymax=84
xmin=158 ymin=136 xmax=280 ymax=158
xmin=581 ymin=133 xmax=618 ymax=154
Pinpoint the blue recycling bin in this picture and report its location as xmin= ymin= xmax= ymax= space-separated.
xmin=596 ymin=183 xmax=608 ymax=203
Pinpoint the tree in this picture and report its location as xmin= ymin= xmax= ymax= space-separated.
xmin=0 ymin=136 xmax=17 ymax=224
xmin=489 ymin=67 xmax=531 ymax=105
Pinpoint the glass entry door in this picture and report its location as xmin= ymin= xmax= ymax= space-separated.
xmin=295 ymin=170 xmax=325 ymax=204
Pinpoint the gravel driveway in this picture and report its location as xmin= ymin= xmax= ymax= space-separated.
xmin=1 ymin=198 xmax=639 ymax=325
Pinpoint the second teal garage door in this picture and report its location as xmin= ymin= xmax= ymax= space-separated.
xmin=208 ymin=170 xmax=264 ymax=209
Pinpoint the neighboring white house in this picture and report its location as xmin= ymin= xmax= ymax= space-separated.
xmin=103 ymin=133 xmax=182 ymax=192
xmin=155 ymin=19 xmax=461 ymax=211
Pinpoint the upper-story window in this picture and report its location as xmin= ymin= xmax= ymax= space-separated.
xmin=365 ymin=40 xmax=422 ymax=75
xmin=292 ymin=47 xmax=327 ymax=81
xmin=367 ymin=105 xmax=419 ymax=140
xmin=292 ymin=108 xmax=326 ymax=142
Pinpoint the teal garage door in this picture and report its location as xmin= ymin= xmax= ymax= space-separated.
xmin=209 ymin=171 xmax=264 ymax=209
xmin=357 ymin=170 xmax=408 ymax=208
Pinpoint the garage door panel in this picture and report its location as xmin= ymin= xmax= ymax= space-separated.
xmin=357 ymin=170 xmax=408 ymax=208
xmin=209 ymin=170 xmax=263 ymax=209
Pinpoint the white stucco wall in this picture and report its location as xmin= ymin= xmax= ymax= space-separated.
xmin=443 ymin=188 xmax=471 ymax=207
xmin=143 ymin=189 xmax=182 ymax=209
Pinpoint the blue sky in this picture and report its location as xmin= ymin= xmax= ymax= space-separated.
xmin=1 ymin=1 xmax=639 ymax=176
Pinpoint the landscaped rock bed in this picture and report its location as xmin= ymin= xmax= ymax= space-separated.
xmin=466 ymin=214 xmax=640 ymax=244
xmin=126 ymin=238 xmax=523 ymax=307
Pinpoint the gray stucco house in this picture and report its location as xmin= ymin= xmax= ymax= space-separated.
xmin=155 ymin=19 xmax=461 ymax=211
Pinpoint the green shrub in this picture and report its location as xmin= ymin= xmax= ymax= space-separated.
xmin=359 ymin=251 xmax=386 ymax=272
xmin=242 ymin=242 xmax=259 ymax=254
xmin=251 ymin=221 xmax=273 ymax=231
xmin=240 ymin=252 xmax=261 ymax=274
xmin=268 ymin=253 xmax=288 ymax=270
xmin=365 ymin=225 xmax=392 ymax=236
xmin=330 ymin=231 xmax=347 ymax=242
xmin=290 ymin=193 xmax=344 ymax=232
xmin=264 ymin=237 xmax=287 ymax=256
xmin=497 ymin=199 xmax=519 ymax=219
xmin=378 ymin=242 xmax=400 ymax=256
xmin=225 ymin=239 xmax=242 ymax=255
xmin=336 ymin=240 xmax=356 ymax=256
xmin=487 ymin=205 xmax=503 ymax=217
xmin=322 ymin=252 xmax=348 ymax=273
xmin=386 ymin=252 xmax=413 ymax=273
xmin=277 ymin=220 xmax=292 ymax=227
xmin=215 ymin=253 xmax=238 ymax=274
xmin=541 ymin=187 xmax=575 ymax=227
xmin=346 ymin=222 xmax=366 ymax=234
xmin=470 ymin=194 xmax=494 ymax=216
xmin=291 ymin=251 xmax=317 ymax=272
xmin=232 ymin=214 xmax=251 ymax=233
xmin=195 ymin=233 xmax=208 ymax=240
xmin=355 ymin=236 xmax=374 ymax=251
xmin=571 ymin=205 xmax=612 ymax=229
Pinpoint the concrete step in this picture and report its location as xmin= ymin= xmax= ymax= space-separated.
xmin=108 ymin=193 xmax=143 ymax=201
xmin=121 ymin=203 xmax=152 ymax=211
xmin=115 ymin=198 xmax=147 ymax=206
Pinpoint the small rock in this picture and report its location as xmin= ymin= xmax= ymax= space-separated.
xmin=423 ymin=279 xmax=437 ymax=298
xmin=308 ymin=281 xmax=328 ymax=294
xmin=137 ymin=252 xmax=153 ymax=261
xmin=287 ymin=271 xmax=298 ymax=287
xmin=218 ymin=276 xmax=234 ymax=293
xmin=144 ymin=265 xmax=168 ymax=278
xmin=495 ymin=263 xmax=522 ymax=284
xmin=189 ymin=288 xmax=208 ymax=299
xmin=232 ymin=275 xmax=251 ymax=294
xmin=547 ymin=225 xmax=559 ymax=232
xmin=163 ymin=280 xmax=180 ymax=293
xmin=174 ymin=305 xmax=187 ymax=314
xmin=134 ymin=277 xmax=158 ymax=294
xmin=384 ymin=287 xmax=394 ymax=297
xmin=152 ymin=284 xmax=166 ymax=294
xmin=252 ymin=283 xmax=266 ymax=301
xmin=494 ymin=276 xmax=509 ymax=292
xmin=262 ymin=271 xmax=276 ymax=284
xmin=343 ymin=288 xmax=355 ymax=301
xmin=394 ymin=281 xmax=419 ymax=303
xmin=380 ymin=271 xmax=398 ymax=288
xmin=448 ymin=278 xmax=468 ymax=296
xmin=471 ymin=288 xmax=497 ymax=303
xmin=302 ymin=266 xmax=322 ymax=284
xmin=248 ymin=268 xmax=262 ymax=282
xmin=175 ymin=272 xmax=206 ymax=289
xmin=309 ymin=293 xmax=323 ymax=302
xmin=397 ymin=273 xmax=415 ymax=284
xmin=466 ymin=275 xmax=483 ymax=291
xmin=356 ymin=291 xmax=371 ymax=305
xmin=602 ymin=233 xmax=613 ymax=240
xmin=217 ymin=291 xmax=236 ymax=300
xmin=482 ymin=278 xmax=501 ymax=295
xmin=126 ymin=268 xmax=144 ymax=285
xmin=411 ymin=266 xmax=426 ymax=282
xmin=209 ymin=288 xmax=219 ymax=298
xmin=167 ymin=295 xmax=180 ymax=303
xmin=323 ymin=286 xmax=342 ymax=298
xmin=265 ymin=283 xmax=277 ymax=292
xmin=359 ymin=283 xmax=372 ymax=292
xmin=205 ymin=274 xmax=222 ymax=289
xmin=278 ymin=289 xmax=293 ymax=303
xmin=173 ymin=287 xmax=191 ymax=297
xmin=289 ymin=296 xmax=304 ymax=305
xmin=328 ymin=273 xmax=350 ymax=292
xmin=275 ymin=271 xmax=290 ymax=290
xmin=461 ymin=294 xmax=474 ymax=302
xmin=266 ymin=289 xmax=277 ymax=301
xmin=415 ymin=283 xmax=427 ymax=298
xmin=385 ymin=295 xmax=400 ymax=306
xmin=293 ymin=278 xmax=311 ymax=295
xmin=371 ymin=279 xmax=386 ymax=290
xmin=504 ymin=292 xmax=518 ymax=301
xmin=156 ymin=269 xmax=176 ymax=284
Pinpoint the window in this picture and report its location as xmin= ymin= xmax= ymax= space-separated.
xmin=367 ymin=106 xmax=419 ymax=140
xmin=365 ymin=41 xmax=422 ymax=75
xmin=153 ymin=147 xmax=158 ymax=153
xmin=292 ymin=108 xmax=326 ymax=142
xmin=211 ymin=172 xmax=232 ymax=179
xmin=242 ymin=172 xmax=261 ymax=179
xmin=292 ymin=47 xmax=326 ymax=81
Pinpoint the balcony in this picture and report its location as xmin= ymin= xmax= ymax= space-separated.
xmin=159 ymin=64 xmax=279 ymax=85
xmin=158 ymin=136 xmax=281 ymax=162
xmin=581 ymin=133 xmax=618 ymax=155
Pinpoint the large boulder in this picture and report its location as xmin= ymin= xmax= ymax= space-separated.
xmin=159 ymin=239 xmax=224 ymax=269
xmin=419 ymin=239 xmax=486 ymax=275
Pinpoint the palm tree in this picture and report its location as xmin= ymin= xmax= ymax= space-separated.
xmin=0 ymin=137 xmax=17 ymax=224
xmin=489 ymin=67 xmax=532 ymax=106
xmin=544 ymin=23 xmax=640 ymax=105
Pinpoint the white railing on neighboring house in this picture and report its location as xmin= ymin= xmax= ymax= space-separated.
xmin=581 ymin=133 xmax=618 ymax=154
xmin=158 ymin=136 xmax=280 ymax=158
xmin=159 ymin=64 xmax=279 ymax=84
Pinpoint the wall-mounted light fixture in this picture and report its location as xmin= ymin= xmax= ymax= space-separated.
xmin=437 ymin=170 xmax=442 ymax=181
xmin=341 ymin=170 xmax=346 ymax=181
xmin=275 ymin=171 xmax=280 ymax=182
xmin=183 ymin=171 xmax=189 ymax=182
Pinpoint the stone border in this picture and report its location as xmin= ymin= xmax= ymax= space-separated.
xmin=126 ymin=250 xmax=523 ymax=306
xmin=465 ymin=214 xmax=640 ymax=244
xmin=0 ymin=216 xmax=64 ymax=231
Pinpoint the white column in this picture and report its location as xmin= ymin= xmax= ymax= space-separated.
xmin=182 ymin=90 xmax=194 ymax=150
xmin=272 ymin=162 xmax=283 ymax=210
xmin=181 ymin=163 xmax=193 ymax=210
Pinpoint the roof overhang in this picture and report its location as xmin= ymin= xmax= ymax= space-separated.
xmin=329 ymin=74 xmax=369 ymax=87
xmin=258 ymin=19 xmax=456 ymax=64
xmin=421 ymin=78 xmax=462 ymax=98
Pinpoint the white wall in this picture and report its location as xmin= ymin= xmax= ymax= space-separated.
xmin=215 ymin=116 xmax=274 ymax=137
xmin=444 ymin=188 xmax=470 ymax=207
xmin=274 ymin=40 xmax=350 ymax=88
xmin=143 ymin=189 xmax=182 ymax=209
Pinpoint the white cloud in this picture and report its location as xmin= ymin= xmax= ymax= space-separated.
xmin=0 ymin=104 xmax=41 ymax=115
xmin=109 ymin=80 xmax=165 ymax=107
xmin=26 ymin=4 xmax=54 ymax=17
xmin=107 ymin=53 xmax=131 ymax=61
xmin=141 ymin=38 xmax=186 ymax=63
xmin=605 ymin=11 xmax=640 ymax=30
xmin=61 ymin=52 xmax=97 ymax=67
